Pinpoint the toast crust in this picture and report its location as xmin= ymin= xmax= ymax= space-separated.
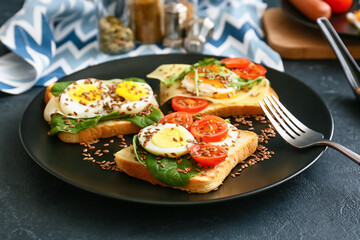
xmin=114 ymin=130 xmax=258 ymax=193
xmin=194 ymin=87 xmax=278 ymax=117
xmin=57 ymin=120 xmax=141 ymax=143
xmin=44 ymin=83 xmax=54 ymax=104
xmin=44 ymin=82 xmax=161 ymax=143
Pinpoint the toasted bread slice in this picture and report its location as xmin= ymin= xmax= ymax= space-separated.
xmin=158 ymin=77 xmax=278 ymax=117
xmin=195 ymin=87 xmax=278 ymax=117
xmin=114 ymin=130 xmax=258 ymax=193
xmin=44 ymin=82 xmax=162 ymax=143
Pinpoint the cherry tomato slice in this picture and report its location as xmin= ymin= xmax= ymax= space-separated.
xmin=158 ymin=112 xmax=193 ymax=130
xmin=232 ymin=62 xmax=267 ymax=79
xmin=324 ymin=0 xmax=352 ymax=14
xmin=172 ymin=96 xmax=208 ymax=114
xmin=220 ymin=57 xmax=251 ymax=69
xmin=190 ymin=115 xmax=228 ymax=142
xmin=189 ymin=144 xmax=228 ymax=167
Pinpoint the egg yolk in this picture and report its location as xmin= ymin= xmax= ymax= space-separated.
xmin=116 ymin=81 xmax=148 ymax=101
xmin=67 ymin=84 xmax=101 ymax=104
xmin=151 ymin=127 xmax=188 ymax=148
xmin=186 ymin=65 xmax=238 ymax=99
xmin=186 ymin=65 xmax=233 ymax=89
xmin=355 ymin=10 xmax=360 ymax=21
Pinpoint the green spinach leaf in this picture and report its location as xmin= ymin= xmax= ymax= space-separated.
xmin=50 ymin=81 xmax=73 ymax=96
xmin=132 ymin=135 xmax=146 ymax=166
xmin=132 ymin=135 xmax=201 ymax=187
xmin=123 ymin=108 xmax=162 ymax=128
xmin=49 ymin=108 xmax=162 ymax=135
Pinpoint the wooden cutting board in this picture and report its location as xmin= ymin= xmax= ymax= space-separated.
xmin=263 ymin=8 xmax=360 ymax=59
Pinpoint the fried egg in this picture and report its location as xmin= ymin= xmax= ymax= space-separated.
xmin=59 ymin=78 xmax=112 ymax=118
xmin=138 ymin=123 xmax=195 ymax=158
xmin=110 ymin=81 xmax=154 ymax=115
xmin=181 ymin=64 xmax=238 ymax=98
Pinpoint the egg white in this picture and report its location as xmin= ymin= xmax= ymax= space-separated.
xmin=59 ymin=78 xmax=112 ymax=118
xmin=109 ymin=81 xmax=154 ymax=115
xmin=139 ymin=123 xmax=195 ymax=158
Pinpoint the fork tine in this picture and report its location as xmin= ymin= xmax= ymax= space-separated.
xmin=259 ymin=100 xmax=295 ymax=141
xmin=270 ymin=95 xmax=310 ymax=132
xmin=267 ymin=96 xmax=303 ymax=135
xmin=262 ymin=98 xmax=297 ymax=139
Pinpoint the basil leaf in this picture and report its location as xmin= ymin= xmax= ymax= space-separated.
xmin=49 ymin=108 xmax=161 ymax=135
xmin=123 ymin=107 xmax=162 ymax=128
xmin=50 ymin=81 xmax=72 ymax=96
xmin=123 ymin=77 xmax=147 ymax=83
xmin=133 ymin=137 xmax=201 ymax=186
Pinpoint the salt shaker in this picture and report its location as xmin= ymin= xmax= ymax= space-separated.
xmin=184 ymin=17 xmax=214 ymax=53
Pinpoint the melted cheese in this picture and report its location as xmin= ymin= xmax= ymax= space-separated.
xmin=146 ymin=64 xmax=190 ymax=82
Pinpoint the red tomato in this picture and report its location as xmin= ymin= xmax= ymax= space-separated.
xmin=220 ymin=57 xmax=251 ymax=69
xmin=232 ymin=62 xmax=267 ymax=79
xmin=171 ymin=96 xmax=208 ymax=114
xmin=158 ymin=112 xmax=193 ymax=130
xmin=189 ymin=144 xmax=228 ymax=167
xmin=190 ymin=115 xmax=228 ymax=142
xmin=324 ymin=0 xmax=353 ymax=14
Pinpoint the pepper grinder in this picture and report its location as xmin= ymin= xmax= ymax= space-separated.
xmin=163 ymin=1 xmax=188 ymax=48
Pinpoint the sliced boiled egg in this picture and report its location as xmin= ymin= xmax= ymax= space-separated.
xmin=181 ymin=64 xmax=238 ymax=98
xmin=111 ymin=81 xmax=154 ymax=115
xmin=138 ymin=123 xmax=195 ymax=158
xmin=59 ymin=78 xmax=112 ymax=118
xmin=346 ymin=10 xmax=360 ymax=30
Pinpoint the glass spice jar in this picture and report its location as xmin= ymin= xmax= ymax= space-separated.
xmin=127 ymin=0 xmax=164 ymax=43
xmin=96 ymin=0 xmax=135 ymax=55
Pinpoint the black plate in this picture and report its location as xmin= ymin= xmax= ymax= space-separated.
xmin=281 ymin=0 xmax=359 ymax=37
xmin=19 ymin=54 xmax=333 ymax=205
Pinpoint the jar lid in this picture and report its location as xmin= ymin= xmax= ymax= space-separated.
xmin=165 ymin=2 xmax=187 ymax=14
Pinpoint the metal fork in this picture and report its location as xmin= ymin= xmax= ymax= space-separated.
xmin=259 ymin=95 xmax=360 ymax=165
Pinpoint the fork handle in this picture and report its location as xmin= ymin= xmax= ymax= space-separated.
xmin=317 ymin=17 xmax=360 ymax=101
xmin=317 ymin=140 xmax=360 ymax=165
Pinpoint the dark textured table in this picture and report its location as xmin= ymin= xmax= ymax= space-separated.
xmin=1 ymin=0 xmax=359 ymax=239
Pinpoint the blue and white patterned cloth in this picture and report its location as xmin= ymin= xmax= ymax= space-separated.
xmin=0 ymin=0 xmax=283 ymax=94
